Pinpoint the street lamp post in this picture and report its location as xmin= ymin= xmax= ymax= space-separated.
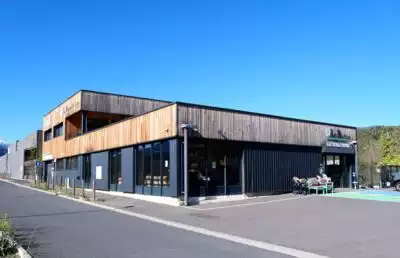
xmin=180 ymin=124 xmax=197 ymax=206
xmin=351 ymin=140 xmax=358 ymax=189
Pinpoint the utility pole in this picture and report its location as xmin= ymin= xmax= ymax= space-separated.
xmin=5 ymin=151 xmax=9 ymax=178
xmin=183 ymin=126 xmax=189 ymax=206
xmin=180 ymin=124 xmax=198 ymax=206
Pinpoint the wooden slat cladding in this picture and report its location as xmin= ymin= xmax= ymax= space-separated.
xmin=178 ymin=105 xmax=356 ymax=146
xmin=81 ymin=91 xmax=170 ymax=116
xmin=44 ymin=104 xmax=177 ymax=159
xmin=42 ymin=137 xmax=65 ymax=160
xmin=43 ymin=92 xmax=82 ymax=131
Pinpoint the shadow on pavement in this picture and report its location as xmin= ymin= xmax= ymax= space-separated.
xmin=9 ymin=209 xmax=105 ymax=219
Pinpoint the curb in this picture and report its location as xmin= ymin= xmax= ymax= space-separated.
xmin=17 ymin=244 xmax=31 ymax=258
xmin=83 ymin=188 xmax=184 ymax=207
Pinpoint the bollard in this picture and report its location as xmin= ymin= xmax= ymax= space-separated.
xmin=73 ymin=178 xmax=76 ymax=197
xmin=92 ymin=180 xmax=96 ymax=202
xmin=64 ymin=178 xmax=68 ymax=194
xmin=81 ymin=179 xmax=85 ymax=198
xmin=52 ymin=174 xmax=55 ymax=191
xmin=34 ymin=170 xmax=37 ymax=188
xmin=59 ymin=176 xmax=63 ymax=193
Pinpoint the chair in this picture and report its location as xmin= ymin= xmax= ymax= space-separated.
xmin=306 ymin=177 xmax=326 ymax=195
xmin=318 ymin=177 xmax=334 ymax=193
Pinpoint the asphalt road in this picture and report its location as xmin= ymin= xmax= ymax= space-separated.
xmin=0 ymin=181 xmax=289 ymax=258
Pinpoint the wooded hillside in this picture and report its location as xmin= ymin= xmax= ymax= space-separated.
xmin=358 ymin=126 xmax=400 ymax=184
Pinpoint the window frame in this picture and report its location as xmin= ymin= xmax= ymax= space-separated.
xmin=53 ymin=123 xmax=64 ymax=138
xmin=44 ymin=129 xmax=52 ymax=142
xmin=110 ymin=149 xmax=122 ymax=187
xmin=55 ymin=159 xmax=65 ymax=171
xmin=161 ymin=141 xmax=170 ymax=187
xmin=135 ymin=140 xmax=170 ymax=188
xmin=66 ymin=156 xmax=78 ymax=170
xmin=136 ymin=146 xmax=144 ymax=186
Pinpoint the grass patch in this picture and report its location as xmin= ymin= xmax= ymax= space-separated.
xmin=29 ymin=182 xmax=50 ymax=191
xmin=0 ymin=213 xmax=18 ymax=257
xmin=0 ymin=214 xmax=13 ymax=236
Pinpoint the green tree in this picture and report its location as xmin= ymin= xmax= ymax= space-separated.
xmin=379 ymin=133 xmax=400 ymax=166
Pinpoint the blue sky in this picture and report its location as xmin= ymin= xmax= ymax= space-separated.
xmin=0 ymin=0 xmax=399 ymax=142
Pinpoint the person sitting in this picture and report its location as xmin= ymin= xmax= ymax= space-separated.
xmin=189 ymin=163 xmax=210 ymax=181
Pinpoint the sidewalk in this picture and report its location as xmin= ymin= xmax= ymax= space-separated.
xmin=7 ymin=178 xmax=189 ymax=218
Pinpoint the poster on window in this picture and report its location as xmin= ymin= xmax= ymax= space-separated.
xmin=96 ymin=166 xmax=103 ymax=180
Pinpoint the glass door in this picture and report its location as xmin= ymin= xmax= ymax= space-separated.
xmin=187 ymin=140 xmax=207 ymax=197
xmin=109 ymin=149 xmax=121 ymax=191
xmin=82 ymin=154 xmax=91 ymax=188
xmin=184 ymin=139 xmax=243 ymax=197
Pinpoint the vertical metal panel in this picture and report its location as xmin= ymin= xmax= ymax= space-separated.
xmin=90 ymin=151 xmax=109 ymax=190
xmin=168 ymin=139 xmax=179 ymax=197
xmin=121 ymin=147 xmax=134 ymax=193
xmin=245 ymin=144 xmax=322 ymax=194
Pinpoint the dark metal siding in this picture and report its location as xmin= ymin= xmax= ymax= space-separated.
xmin=168 ymin=139 xmax=179 ymax=197
xmin=121 ymin=147 xmax=134 ymax=192
xmin=90 ymin=151 xmax=109 ymax=190
xmin=245 ymin=144 xmax=321 ymax=194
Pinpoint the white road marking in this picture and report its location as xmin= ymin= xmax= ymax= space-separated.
xmin=185 ymin=195 xmax=314 ymax=211
xmin=0 ymin=179 xmax=329 ymax=258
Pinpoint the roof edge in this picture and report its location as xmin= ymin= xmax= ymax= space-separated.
xmin=43 ymin=89 xmax=172 ymax=118
xmin=175 ymin=102 xmax=356 ymax=130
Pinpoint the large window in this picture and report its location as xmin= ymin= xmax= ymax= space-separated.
xmin=135 ymin=141 xmax=170 ymax=188
xmin=110 ymin=149 xmax=122 ymax=189
xmin=136 ymin=146 xmax=144 ymax=185
xmin=53 ymin=123 xmax=63 ymax=138
xmin=83 ymin=154 xmax=91 ymax=183
xmin=162 ymin=141 xmax=170 ymax=186
xmin=152 ymin=143 xmax=162 ymax=186
xmin=144 ymin=145 xmax=152 ymax=186
xmin=66 ymin=156 xmax=78 ymax=170
xmin=55 ymin=159 xmax=64 ymax=170
xmin=44 ymin=129 xmax=52 ymax=141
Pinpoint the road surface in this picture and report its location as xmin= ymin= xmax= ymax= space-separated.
xmin=0 ymin=181 xmax=289 ymax=258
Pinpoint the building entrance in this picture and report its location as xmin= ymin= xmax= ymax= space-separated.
xmin=184 ymin=139 xmax=242 ymax=197
xmin=322 ymin=154 xmax=354 ymax=188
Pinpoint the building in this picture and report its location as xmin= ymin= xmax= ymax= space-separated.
xmin=0 ymin=131 xmax=42 ymax=179
xmin=0 ymin=142 xmax=7 ymax=157
xmin=42 ymin=90 xmax=357 ymax=200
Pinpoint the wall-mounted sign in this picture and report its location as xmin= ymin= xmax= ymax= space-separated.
xmin=326 ymin=141 xmax=351 ymax=148
xmin=42 ymin=153 xmax=53 ymax=161
xmin=96 ymin=166 xmax=103 ymax=180
xmin=325 ymin=128 xmax=351 ymax=142
xmin=61 ymin=101 xmax=80 ymax=118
